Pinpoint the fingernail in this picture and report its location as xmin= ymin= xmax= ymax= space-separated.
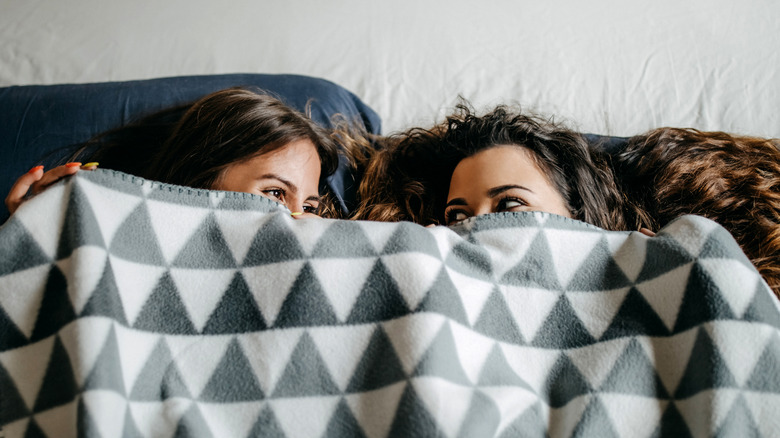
xmin=28 ymin=165 xmax=44 ymax=174
xmin=82 ymin=162 xmax=99 ymax=168
xmin=290 ymin=212 xmax=303 ymax=216
xmin=66 ymin=162 xmax=82 ymax=168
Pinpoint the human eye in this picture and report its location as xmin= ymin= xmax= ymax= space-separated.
xmin=260 ymin=188 xmax=285 ymax=202
xmin=302 ymin=203 xmax=320 ymax=215
xmin=445 ymin=209 xmax=470 ymax=225
xmin=496 ymin=197 xmax=527 ymax=212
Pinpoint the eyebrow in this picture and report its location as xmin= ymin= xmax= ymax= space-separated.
xmin=258 ymin=173 xmax=321 ymax=203
xmin=487 ymin=184 xmax=534 ymax=197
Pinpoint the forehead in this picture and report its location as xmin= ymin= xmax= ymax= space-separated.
xmin=453 ymin=145 xmax=543 ymax=183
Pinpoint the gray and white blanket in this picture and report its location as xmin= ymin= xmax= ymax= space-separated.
xmin=1 ymin=169 xmax=779 ymax=438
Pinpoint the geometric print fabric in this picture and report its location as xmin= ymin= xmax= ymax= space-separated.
xmin=1 ymin=170 xmax=779 ymax=437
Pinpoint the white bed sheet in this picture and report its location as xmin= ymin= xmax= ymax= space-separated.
xmin=1 ymin=0 xmax=778 ymax=137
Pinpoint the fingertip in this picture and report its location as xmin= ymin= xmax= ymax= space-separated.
xmin=28 ymin=165 xmax=44 ymax=174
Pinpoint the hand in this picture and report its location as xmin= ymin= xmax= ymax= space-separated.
xmin=4 ymin=162 xmax=98 ymax=215
xmin=639 ymin=227 xmax=656 ymax=237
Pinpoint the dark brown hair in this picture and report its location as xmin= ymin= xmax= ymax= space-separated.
xmin=353 ymin=104 xmax=632 ymax=231
xmin=75 ymin=87 xmax=342 ymax=215
xmin=614 ymin=127 xmax=780 ymax=298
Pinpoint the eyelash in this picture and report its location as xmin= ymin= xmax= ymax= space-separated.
xmin=497 ymin=196 xmax=527 ymax=211
xmin=262 ymin=188 xmax=320 ymax=215
xmin=444 ymin=196 xmax=527 ymax=224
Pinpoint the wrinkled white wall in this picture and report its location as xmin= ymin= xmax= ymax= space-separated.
xmin=2 ymin=0 xmax=779 ymax=136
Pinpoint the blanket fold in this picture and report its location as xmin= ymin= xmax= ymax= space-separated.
xmin=1 ymin=169 xmax=778 ymax=438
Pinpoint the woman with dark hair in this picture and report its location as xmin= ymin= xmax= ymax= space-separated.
xmin=353 ymin=104 xmax=633 ymax=231
xmin=6 ymin=87 xmax=342 ymax=218
xmin=614 ymin=127 xmax=780 ymax=297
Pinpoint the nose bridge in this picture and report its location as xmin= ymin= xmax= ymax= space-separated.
xmin=287 ymin=193 xmax=304 ymax=214
xmin=473 ymin=199 xmax=493 ymax=217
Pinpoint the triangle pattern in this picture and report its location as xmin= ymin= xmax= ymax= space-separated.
xmin=80 ymin=390 xmax=129 ymax=438
xmin=415 ymin=267 xmax=470 ymax=326
xmin=500 ymin=231 xmax=563 ymax=289
xmin=0 ymin=304 xmax=27 ymax=351
xmin=322 ymin=398 xmax=368 ymax=438
xmin=713 ymin=394 xmax=762 ymax=437
xmin=675 ymin=328 xmax=737 ymax=399
xmin=412 ymin=377 xmax=475 ymax=437
xmin=532 ymin=295 xmax=596 ymax=349
xmin=473 ymin=287 xmax=525 ymax=344
xmin=566 ymin=337 xmax=631 ymax=391
xmin=570 ymin=397 xmax=621 ymax=438
xmin=544 ymin=228 xmax=604 ymax=289
xmin=707 ymin=321 xmax=773 ymax=387
xmin=238 ymin=329 xmax=304 ymax=398
xmin=33 ymin=336 xmax=78 ymax=413
xmin=446 ymin=266 xmax=495 ymax=326
xmin=566 ymin=288 xmax=631 ymax=340
xmin=635 ymin=236 xmax=694 ymax=283
xmin=79 ymin=259 xmax=128 ymax=324
xmin=77 ymin=396 xmax=102 ymax=438
xmin=471 ymin=226 xmax=539 ymax=280
xmin=132 ymin=271 xmax=198 ymax=335
xmin=108 ymin=203 xmax=166 ymax=265
xmin=242 ymin=211 xmax=306 ymax=267
xmin=129 ymin=338 xmax=191 ymax=401
xmin=356 ymin=220 xmax=398 ymax=255
xmin=500 ymin=284 xmax=561 ymax=343
xmin=310 ymin=257 xmax=377 ymax=322
xmin=698 ymin=258 xmax=760 ymax=318
xmin=450 ymin=322 xmax=501 ymax=385
xmin=246 ymin=404 xmax=287 ymax=438
xmin=386 ymin=383 xmax=448 ymax=438
xmin=381 ymin=221 xmax=441 ymax=258
xmin=199 ymin=338 xmax=265 ymax=402
xmin=381 ymin=252 xmax=443 ymax=311
xmin=346 ymin=326 xmax=408 ymax=393
xmin=635 ymin=262 xmax=693 ymax=332
xmin=173 ymin=404 xmax=214 ymax=438
xmin=673 ymin=263 xmax=737 ymax=333
xmin=308 ymin=324 xmax=376 ymax=392
xmin=642 ymin=330 xmax=699 ymax=399
xmin=198 ymin=401 xmax=265 ymax=438
xmin=30 ymin=266 xmax=76 ymax=342
xmin=599 ymin=394 xmax=668 ymax=438
xmin=32 ymin=400 xmax=78 ymax=438
xmin=55 ymin=245 xmax=109 ymax=315
xmin=22 ymin=418 xmax=46 ymax=438
xmin=745 ymin=331 xmax=780 ymax=392
xmin=445 ymin=241 xmax=493 ymax=281
xmin=382 ymin=313 xmax=448 ymax=376
xmin=663 ymin=215 xmax=720 ymax=258
xmin=164 ymin=336 xmax=231 ymax=399
xmin=311 ymin=220 xmax=377 ymax=258
xmin=0 ymin=263 xmax=51 ymax=341
xmin=0 ymin=358 xmax=29 ymax=424
xmin=0 ymin=336 xmax=53 ymax=413
xmin=412 ymin=322 xmax=472 ymax=385
xmin=12 ymin=182 xmax=69 ymax=260
xmin=496 ymin=401 xmax=547 ymax=438
xmin=743 ymin=281 xmax=780 ymax=328
xmin=202 ymin=271 xmax=267 ymax=334
xmin=145 ymin=198 xmax=211 ymax=264
xmin=83 ymin=324 xmax=127 ymax=395
xmin=122 ymin=405 xmax=144 ymax=438
xmin=55 ymin=180 xmax=105 ymax=260
xmin=271 ymin=331 xmax=341 ymax=397
xmin=599 ymin=338 xmax=669 ymax=398
xmin=171 ymin=212 xmax=237 ymax=268
xmin=77 ymin=175 xmax=144 ymax=246
xmin=567 ymin=238 xmax=632 ymax=291
xmin=456 ymin=389 xmax=502 ymax=438
xmin=287 ymin=213 xmax=333 ymax=255
xmin=273 ymin=263 xmax=339 ymax=328
xmin=345 ymin=382 xmax=407 ymax=438
xmin=499 ymin=343 xmax=561 ymax=396
xmin=604 ymin=232 xmax=647 ymax=283
xmin=600 ymin=287 xmax=671 ymax=341
xmin=346 ymin=259 xmax=411 ymax=324
xmin=109 ymin=254 xmax=167 ymax=326
xmin=0 ymin=218 xmax=51 ymax=276
xmin=544 ymin=353 xmax=592 ymax=408
xmin=242 ymin=260 xmax=306 ymax=327
xmin=270 ymin=396 xmax=341 ymax=438
xmin=478 ymin=344 xmax=532 ymax=389
xmin=213 ymin=208 xmax=270 ymax=263
xmin=169 ymin=267 xmax=237 ymax=332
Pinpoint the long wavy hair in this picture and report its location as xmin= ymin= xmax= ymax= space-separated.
xmin=614 ymin=127 xmax=780 ymax=298
xmin=353 ymin=104 xmax=632 ymax=231
xmin=75 ymin=87 xmax=342 ymax=216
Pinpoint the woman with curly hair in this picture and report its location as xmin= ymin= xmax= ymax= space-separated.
xmin=352 ymin=104 xmax=634 ymax=231
xmin=613 ymin=128 xmax=780 ymax=298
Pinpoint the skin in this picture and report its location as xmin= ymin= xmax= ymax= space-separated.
xmin=5 ymin=140 xmax=322 ymax=219
xmin=444 ymin=145 xmax=572 ymax=225
xmin=213 ymin=139 xmax=322 ymax=217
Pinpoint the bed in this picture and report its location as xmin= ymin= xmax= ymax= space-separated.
xmin=2 ymin=1 xmax=780 ymax=437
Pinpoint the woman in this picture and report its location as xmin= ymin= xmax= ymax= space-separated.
xmin=353 ymin=104 xmax=634 ymax=231
xmin=614 ymin=127 xmax=780 ymax=297
xmin=6 ymin=87 xmax=342 ymax=218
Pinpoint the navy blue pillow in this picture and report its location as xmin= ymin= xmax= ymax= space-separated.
xmin=0 ymin=73 xmax=382 ymax=222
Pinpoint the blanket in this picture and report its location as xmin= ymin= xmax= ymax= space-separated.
xmin=1 ymin=170 xmax=779 ymax=438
